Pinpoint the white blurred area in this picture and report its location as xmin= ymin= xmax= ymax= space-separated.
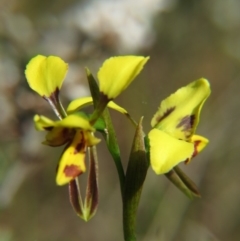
xmin=0 ymin=0 xmax=176 ymax=102
xmin=64 ymin=0 xmax=176 ymax=53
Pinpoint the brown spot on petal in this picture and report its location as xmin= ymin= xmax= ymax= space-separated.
xmin=177 ymin=115 xmax=195 ymax=138
xmin=64 ymin=164 xmax=82 ymax=178
xmin=156 ymin=107 xmax=175 ymax=123
xmin=177 ymin=115 xmax=195 ymax=130
xmin=72 ymin=132 xmax=85 ymax=154
xmin=185 ymin=140 xmax=201 ymax=164
xmin=192 ymin=140 xmax=201 ymax=158
xmin=74 ymin=142 xmax=85 ymax=154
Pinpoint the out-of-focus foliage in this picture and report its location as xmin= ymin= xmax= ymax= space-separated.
xmin=0 ymin=0 xmax=240 ymax=240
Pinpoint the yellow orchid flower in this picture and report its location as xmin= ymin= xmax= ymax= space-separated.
xmin=148 ymin=78 xmax=210 ymax=175
xmin=98 ymin=56 xmax=149 ymax=99
xmin=34 ymin=113 xmax=100 ymax=186
xmin=25 ymin=55 xmax=68 ymax=97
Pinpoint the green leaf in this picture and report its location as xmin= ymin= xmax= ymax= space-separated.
xmin=123 ymin=117 xmax=149 ymax=241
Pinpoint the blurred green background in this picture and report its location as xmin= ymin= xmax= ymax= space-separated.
xmin=0 ymin=0 xmax=240 ymax=240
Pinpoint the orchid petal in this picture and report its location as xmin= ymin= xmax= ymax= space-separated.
xmin=148 ymin=128 xmax=194 ymax=174
xmin=67 ymin=96 xmax=128 ymax=115
xmin=98 ymin=56 xmax=149 ymax=99
xmin=151 ymin=78 xmax=210 ymax=141
xmin=34 ymin=114 xmax=94 ymax=131
xmin=34 ymin=115 xmax=55 ymax=131
xmin=56 ymin=130 xmax=86 ymax=185
xmin=25 ymin=55 xmax=68 ymax=97
xmin=185 ymin=134 xmax=209 ymax=163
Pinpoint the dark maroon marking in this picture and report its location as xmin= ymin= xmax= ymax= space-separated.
xmin=44 ymin=88 xmax=63 ymax=119
xmin=49 ymin=88 xmax=60 ymax=101
xmin=62 ymin=128 xmax=69 ymax=137
xmin=64 ymin=164 xmax=82 ymax=178
xmin=177 ymin=115 xmax=195 ymax=132
xmin=155 ymin=106 xmax=176 ymax=123
xmin=54 ymin=88 xmax=60 ymax=97
xmin=185 ymin=140 xmax=201 ymax=164
xmin=74 ymin=142 xmax=85 ymax=154
xmin=43 ymin=88 xmax=59 ymax=102
xmin=192 ymin=140 xmax=201 ymax=158
xmin=62 ymin=128 xmax=74 ymax=140
xmin=73 ymin=132 xmax=85 ymax=154
xmin=44 ymin=126 xmax=54 ymax=131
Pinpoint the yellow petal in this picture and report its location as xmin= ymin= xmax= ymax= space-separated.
xmin=56 ymin=130 xmax=86 ymax=185
xmin=55 ymin=114 xmax=94 ymax=131
xmin=67 ymin=97 xmax=93 ymax=113
xmin=98 ymin=56 xmax=149 ymax=99
xmin=67 ymin=96 xmax=128 ymax=115
xmin=25 ymin=55 xmax=68 ymax=97
xmin=185 ymin=134 xmax=209 ymax=164
xmin=108 ymin=101 xmax=128 ymax=114
xmin=34 ymin=114 xmax=94 ymax=131
xmin=34 ymin=115 xmax=55 ymax=131
xmin=151 ymin=78 xmax=210 ymax=141
xmin=148 ymin=128 xmax=194 ymax=174
xmin=83 ymin=131 xmax=101 ymax=146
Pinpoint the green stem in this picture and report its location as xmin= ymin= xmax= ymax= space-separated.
xmin=102 ymin=108 xmax=125 ymax=198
